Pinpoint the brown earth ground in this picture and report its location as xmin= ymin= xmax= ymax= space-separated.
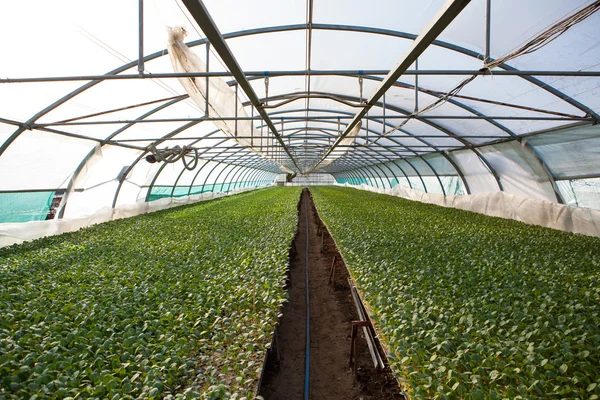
xmin=259 ymin=189 xmax=404 ymax=400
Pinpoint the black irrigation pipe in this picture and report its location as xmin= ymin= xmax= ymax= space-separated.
xmin=304 ymin=190 xmax=311 ymax=400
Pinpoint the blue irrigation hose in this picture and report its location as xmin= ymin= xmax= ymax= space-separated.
xmin=304 ymin=192 xmax=311 ymax=400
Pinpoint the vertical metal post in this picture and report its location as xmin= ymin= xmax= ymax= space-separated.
xmin=415 ymin=58 xmax=419 ymax=112
xmin=382 ymin=94 xmax=386 ymax=136
xmin=138 ymin=0 xmax=144 ymax=74
xmin=250 ymin=106 xmax=254 ymax=147
xmin=281 ymin=118 xmax=285 ymax=165
xmin=235 ymin=84 xmax=239 ymax=137
xmin=205 ymin=43 xmax=210 ymax=117
xmin=366 ymin=113 xmax=369 ymax=143
xmin=485 ymin=0 xmax=491 ymax=63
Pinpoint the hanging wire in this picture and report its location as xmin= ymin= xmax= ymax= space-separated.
xmin=370 ymin=0 xmax=600 ymax=145
xmin=147 ymin=144 xmax=199 ymax=170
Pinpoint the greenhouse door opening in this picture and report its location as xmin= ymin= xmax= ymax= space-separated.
xmin=259 ymin=189 xmax=403 ymax=399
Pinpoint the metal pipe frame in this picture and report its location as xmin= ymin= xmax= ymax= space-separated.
xmin=223 ymin=164 xmax=246 ymax=193
xmin=369 ymin=163 xmax=394 ymax=188
xmin=358 ymin=165 xmax=382 ymax=189
xmin=335 ymin=164 xmax=378 ymax=188
xmin=233 ymin=165 xmax=261 ymax=191
xmin=233 ymin=165 xmax=262 ymax=191
xmin=392 ymin=161 xmax=414 ymax=189
xmin=341 ymin=171 xmax=357 ymax=185
xmin=4 ymin=69 xmax=600 ymax=83
xmin=195 ymin=157 xmax=277 ymax=194
xmin=262 ymin=91 xmax=501 ymax=191
xmin=313 ymin=0 xmax=473 ymax=170
xmin=256 ymin=104 xmax=471 ymax=192
xmin=2 ymin=22 xmax=594 ymax=148
xmin=0 ymin=18 xmax=596 ymax=205
xmin=242 ymin=168 xmax=262 ymax=189
xmin=350 ymin=170 xmax=367 ymax=186
xmin=245 ymin=167 xmax=266 ymax=189
xmin=33 ymin=114 xmax=590 ymax=127
xmin=141 ymin=137 xmax=278 ymax=203
xmin=397 ymin=158 xmax=429 ymax=193
xmin=196 ymin=154 xmax=274 ymax=195
xmin=233 ymin=167 xmax=257 ymax=190
xmin=217 ymin=164 xmax=241 ymax=193
xmin=344 ymin=169 xmax=366 ymax=186
xmin=354 ymin=168 xmax=381 ymax=188
xmin=181 ymin=0 xmax=301 ymax=171
xmin=202 ymin=163 xmax=233 ymax=194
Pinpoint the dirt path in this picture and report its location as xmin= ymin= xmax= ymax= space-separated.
xmin=259 ymin=189 xmax=403 ymax=400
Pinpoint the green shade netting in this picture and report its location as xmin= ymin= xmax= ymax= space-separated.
xmin=0 ymin=192 xmax=54 ymax=223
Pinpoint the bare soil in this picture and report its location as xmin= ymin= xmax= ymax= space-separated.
xmin=259 ymin=189 xmax=404 ymax=400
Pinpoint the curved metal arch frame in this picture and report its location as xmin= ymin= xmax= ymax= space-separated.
xmin=350 ymin=169 xmax=369 ymax=186
xmin=339 ymin=171 xmax=355 ymax=185
xmin=174 ymin=152 xmax=273 ymax=197
xmin=367 ymin=163 xmax=394 ymax=188
xmin=245 ymin=167 xmax=269 ymax=188
xmin=343 ymin=169 xmax=366 ymax=186
xmin=214 ymin=164 xmax=242 ymax=193
xmin=168 ymin=141 xmax=277 ymax=197
xmin=379 ymin=159 xmax=414 ymax=189
xmin=357 ymin=165 xmax=383 ymax=189
xmin=242 ymin=168 xmax=262 ymax=189
xmin=200 ymin=161 xmax=245 ymax=194
xmin=332 ymin=170 xmax=353 ymax=185
xmin=1 ymin=23 xmax=591 ymax=206
xmin=197 ymin=156 xmax=278 ymax=193
xmin=333 ymin=172 xmax=352 ymax=183
xmin=224 ymin=163 xmax=262 ymax=193
xmin=264 ymin=105 xmax=471 ymax=194
xmin=114 ymin=123 xmax=222 ymax=207
xmin=233 ymin=166 xmax=260 ymax=190
xmin=220 ymin=164 xmax=248 ymax=193
xmin=302 ymin=73 xmax=560 ymax=200
xmin=230 ymin=164 xmax=276 ymax=191
xmin=351 ymin=167 xmax=384 ymax=189
xmin=250 ymin=170 xmax=276 ymax=187
xmin=394 ymin=158 xmax=429 ymax=193
xmin=231 ymin=167 xmax=255 ymax=191
xmin=144 ymin=138 xmax=277 ymax=202
xmin=331 ymin=159 xmax=385 ymax=189
xmin=195 ymin=152 xmax=279 ymax=195
xmin=254 ymin=105 xmax=466 ymax=194
xmin=257 ymin=91 xmax=494 ymax=192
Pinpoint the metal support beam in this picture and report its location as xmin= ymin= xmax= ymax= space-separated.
xmin=312 ymin=0 xmax=472 ymax=170
xmin=181 ymin=0 xmax=301 ymax=171
xmin=138 ymin=0 xmax=144 ymax=74
xmin=5 ymin=69 xmax=600 ymax=84
xmin=485 ymin=0 xmax=491 ymax=62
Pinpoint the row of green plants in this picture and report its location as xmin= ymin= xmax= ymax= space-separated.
xmin=310 ymin=186 xmax=600 ymax=399
xmin=0 ymin=187 xmax=301 ymax=399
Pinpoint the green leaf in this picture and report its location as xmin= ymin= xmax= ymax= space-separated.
xmin=559 ymin=364 xmax=568 ymax=374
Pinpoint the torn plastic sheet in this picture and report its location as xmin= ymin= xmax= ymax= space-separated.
xmin=167 ymin=27 xmax=293 ymax=173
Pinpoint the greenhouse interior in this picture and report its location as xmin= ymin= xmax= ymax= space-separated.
xmin=1 ymin=0 xmax=599 ymax=399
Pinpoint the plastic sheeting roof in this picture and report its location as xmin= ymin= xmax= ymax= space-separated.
xmin=1 ymin=0 xmax=600 ymax=219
